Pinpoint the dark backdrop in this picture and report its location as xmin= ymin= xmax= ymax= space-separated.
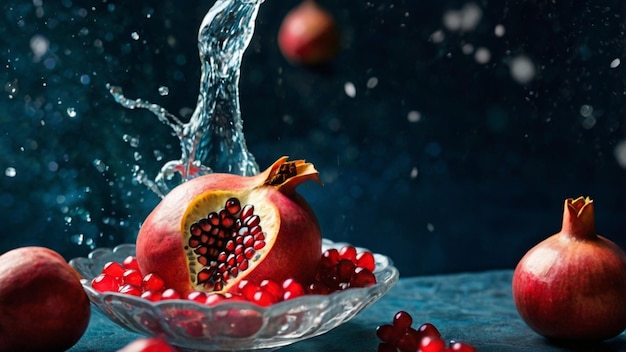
xmin=1 ymin=0 xmax=625 ymax=277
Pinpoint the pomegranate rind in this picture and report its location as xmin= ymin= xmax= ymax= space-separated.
xmin=0 ymin=246 xmax=91 ymax=352
xmin=136 ymin=157 xmax=322 ymax=296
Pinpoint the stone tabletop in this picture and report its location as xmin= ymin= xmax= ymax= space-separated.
xmin=70 ymin=270 xmax=626 ymax=352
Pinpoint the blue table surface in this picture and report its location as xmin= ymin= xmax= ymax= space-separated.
xmin=69 ymin=270 xmax=626 ymax=352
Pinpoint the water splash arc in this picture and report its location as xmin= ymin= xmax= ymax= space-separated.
xmin=108 ymin=0 xmax=263 ymax=197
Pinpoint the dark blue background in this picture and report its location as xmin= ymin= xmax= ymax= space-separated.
xmin=1 ymin=0 xmax=625 ymax=277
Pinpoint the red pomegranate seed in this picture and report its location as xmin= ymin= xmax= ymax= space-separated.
xmin=356 ymin=251 xmax=376 ymax=272
xmin=320 ymin=248 xmax=339 ymax=268
xmin=396 ymin=329 xmax=420 ymax=352
xmin=204 ymin=293 xmax=227 ymax=306
xmin=377 ymin=342 xmax=397 ymax=352
xmin=392 ymin=311 xmax=413 ymax=329
xmin=237 ymin=280 xmax=260 ymax=301
xmin=307 ymin=282 xmax=332 ymax=295
xmin=416 ymin=323 xmax=442 ymax=340
xmin=141 ymin=290 xmax=163 ymax=302
xmin=350 ymin=267 xmax=377 ymax=287
xmin=225 ymin=198 xmax=241 ymax=215
xmin=161 ymin=288 xmax=181 ymax=300
xmin=336 ymin=259 xmax=356 ymax=282
xmin=122 ymin=269 xmax=143 ymax=287
xmin=91 ymin=273 xmax=119 ymax=293
xmin=338 ymin=245 xmax=357 ymax=263
xmin=251 ymin=290 xmax=276 ymax=306
xmin=118 ymin=284 xmax=142 ymax=296
xmin=375 ymin=324 xmax=403 ymax=345
xmin=420 ymin=336 xmax=446 ymax=352
xmin=282 ymin=278 xmax=305 ymax=300
xmin=142 ymin=273 xmax=165 ymax=292
xmin=122 ymin=256 xmax=140 ymax=271
xmin=260 ymin=279 xmax=283 ymax=301
xmin=448 ymin=341 xmax=477 ymax=352
xmin=102 ymin=261 xmax=125 ymax=278
xmin=240 ymin=204 xmax=254 ymax=219
xmin=187 ymin=291 xmax=208 ymax=303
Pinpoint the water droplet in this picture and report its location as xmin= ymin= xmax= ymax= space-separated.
xmin=474 ymin=47 xmax=491 ymax=64
xmin=158 ymin=86 xmax=170 ymax=96
xmin=614 ymin=140 xmax=626 ymax=169
xmin=344 ymin=82 xmax=356 ymax=98
xmin=579 ymin=104 xmax=593 ymax=117
xmin=610 ymin=58 xmax=620 ymax=69
xmin=510 ymin=55 xmax=536 ymax=84
xmin=4 ymin=167 xmax=16 ymax=177
xmin=131 ymin=32 xmax=140 ymax=40
xmin=66 ymin=107 xmax=77 ymax=118
xmin=407 ymin=111 xmax=421 ymax=123
xmin=366 ymin=77 xmax=378 ymax=89
xmin=410 ymin=167 xmax=419 ymax=179
xmin=494 ymin=24 xmax=506 ymax=37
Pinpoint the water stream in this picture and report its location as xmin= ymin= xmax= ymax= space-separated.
xmin=108 ymin=0 xmax=263 ymax=197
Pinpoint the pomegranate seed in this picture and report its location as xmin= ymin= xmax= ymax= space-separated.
xmin=122 ymin=269 xmax=143 ymax=287
xmin=250 ymin=290 xmax=276 ymax=306
xmin=187 ymin=291 xmax=208 ymax=303
xmin=320 ymin=248 xmax=339 ymax=268
xmin=91 ymin=273 xmax=119 ymax=293
xmin=118 ymin=284 xmax=142 ymax=296
xmin=240 ymin=204 xmax=254 ymax=219
xmin=336 ymin=259 xmax=356 ymax=282
xmin=392 ymin=311 xmax=413 ymax=329
xmin=307 ymin=282 xmax=332 ymax=295
xmin=356 ymin=251 xmax=376 ymax=272
xmin=282 ymin=278 xmax=305 ymax=300
xmin=338 ymin=245 xmax=357 ymax=263
xmin=237 ymin=280 xmax=260 ymax=301
xmin=142 ymin=273 xmax=165 ymax=292
xmin=102 ymin=261 xmax=125 ymax=278
xmin=161 ymin=288 xmax=181 ymax=300
xmin=225 ymin=198 xmax=241 ymax=215
xmin=260 ymin=279 xmax=283 ymax=301
xmin=448 ymin=341 xmax=477 ymax=352
xmin=204 ymin=293 xmax=227 ymax=306
xmin=420 ymin=336 xmax=446 ymax=352
xmin=350 ymin=267 xmax=377 ymax=287
xmin=141 ymin=290 xmax=163 ymax=302
xmin=122 ymin=256 xmax=140 ymax=271
xmin=375 ymin=324 xmax=403 ymax=345
xmin=416 ymin=323 xmax=442 ymax=340
xmin=396 ymin=329 xmax=420 ymax=352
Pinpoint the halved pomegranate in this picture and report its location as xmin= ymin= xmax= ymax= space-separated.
xmin=135 ymin=157 xmax=323 ymax=296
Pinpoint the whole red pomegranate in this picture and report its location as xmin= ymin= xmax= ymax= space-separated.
xmin=278 ymin=0 xmax=340 ymax=65
xmin=512 ymin=196 xmax=626 ymax=341
xmin=136 ymin=157 xmax=322 ymax=296
xmin=0 ymin=246 xmax=91 ymax=351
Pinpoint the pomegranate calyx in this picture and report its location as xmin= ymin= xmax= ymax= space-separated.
xmin=263 ymin=156 xmax=322 ymax=195
xmin=562 ymin=196 xmax=595 ymax=240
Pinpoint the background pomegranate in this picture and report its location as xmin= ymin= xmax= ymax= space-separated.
xmin=512 ymin=196 xmax=626 ymax=341
xmin=278 ymin=0 xmax=340 ymax=66
xmin=0 ymin=246 xmax=91 ymax=351
xmin=136 ymin=157 xmax=322 ymax=296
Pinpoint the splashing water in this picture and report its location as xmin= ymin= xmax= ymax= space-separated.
xmin=108 ymin=0 xmax=263 ymax=197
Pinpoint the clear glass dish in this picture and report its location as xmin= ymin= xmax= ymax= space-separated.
xmin=69 ymin=238 xmax=399 ymax=351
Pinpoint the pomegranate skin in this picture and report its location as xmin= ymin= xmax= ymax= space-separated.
xmin=512 ymin=197 xmax=626 ymax=341
xmin=278 ymin=0 xmax=340 ymax=65
xmin=0 ymin=246 xmax=91 ymax=352
xmin=136 ymin=157 xmax=322 ymax=296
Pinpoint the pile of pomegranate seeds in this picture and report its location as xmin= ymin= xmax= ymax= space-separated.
xmin=377 ymin=311 xmax=477 ymax=352
xmin=90 ymin=245 xmax=377 ymax=306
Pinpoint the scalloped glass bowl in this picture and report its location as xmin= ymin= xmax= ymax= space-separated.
xmin=70 ymin=239 xmax=399 ymax=351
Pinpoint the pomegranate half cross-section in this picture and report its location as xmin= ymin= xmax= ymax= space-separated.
xmin=136 ymin=157 xmax=323 ymax=296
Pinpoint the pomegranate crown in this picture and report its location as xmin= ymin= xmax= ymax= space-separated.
xmin=262 ymin=156 xmax=322 ymax=195
xmin=562 ymin=196 xmax=595 ymax=240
